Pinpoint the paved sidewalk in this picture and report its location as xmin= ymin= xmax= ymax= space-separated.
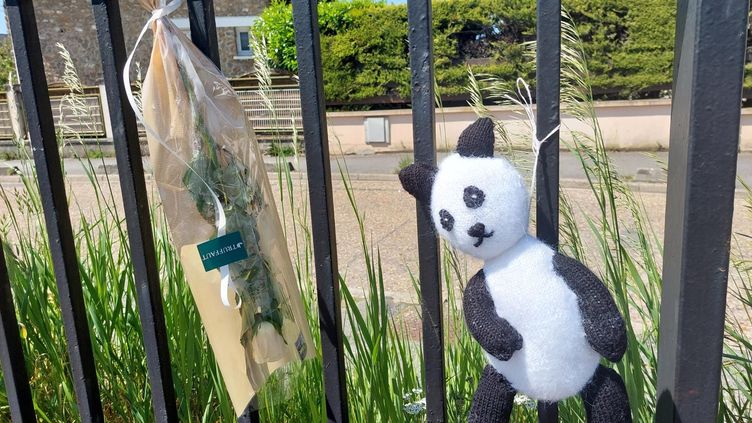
xmin=0 ymin=153 xmax=750 ymax=335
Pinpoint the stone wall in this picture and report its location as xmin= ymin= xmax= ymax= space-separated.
xmin=23 ymin=0 xmax=268 ymax=86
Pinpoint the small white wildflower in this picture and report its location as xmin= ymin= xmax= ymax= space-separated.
xmin=513 ymin=394 xmax=536 ymax=409
xmin=402 ymin=388 xmax=426 ymax=415
xmin=403 ymin=397 xmax=427 ymax=415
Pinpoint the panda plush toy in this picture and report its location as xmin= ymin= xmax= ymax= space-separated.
xmin=399 ymin=118 xmax=631 ymax=422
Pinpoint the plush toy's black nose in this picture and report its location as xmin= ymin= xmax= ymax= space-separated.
xmin=468 ymin=223 xmax=494 ymax=247
xmin=467 ymin=223 xmax=487 ymax=238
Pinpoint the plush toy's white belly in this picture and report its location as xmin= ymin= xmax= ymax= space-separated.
xmin=483 ymin=237 xmax=600 ymax=401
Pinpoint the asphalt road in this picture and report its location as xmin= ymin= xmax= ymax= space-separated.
xmin=4 ymin=151 xmax=751 ymax=187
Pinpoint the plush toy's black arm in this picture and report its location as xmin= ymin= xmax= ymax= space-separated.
xmin=464 ymin=270 xmax=523 ymax=361
xmin=553 ymin=253 xmax=627 ymax=362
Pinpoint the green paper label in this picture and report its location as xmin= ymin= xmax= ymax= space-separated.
xmin=197 ymin=232 xmax=248 ymax=272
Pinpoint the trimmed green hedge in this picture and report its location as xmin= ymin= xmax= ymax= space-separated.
xmin=254 ymin=0 xmax=679 ymax=103
xmin=0 ymin=39 xmax=16 ymax=87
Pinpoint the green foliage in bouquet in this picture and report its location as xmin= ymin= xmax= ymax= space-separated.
xmin=177 ymin=64 xmax=288 ymax=337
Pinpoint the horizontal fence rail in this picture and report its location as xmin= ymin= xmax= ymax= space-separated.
xmin=0 ymin=99 xmax=15 ymax=140
xmin=3 ymin=82 xmax=304 ymax=145
xmin=3 ymin=84 xmax=303 ymax=145
xmin=50 ymin=94 xmax=106 ymax=138
xmin=237 ymin=88 xmax=303 ymax=142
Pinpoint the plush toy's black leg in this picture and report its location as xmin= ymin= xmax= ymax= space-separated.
xmin=580 ymin=364 xmax=632 ymax=423
xmin=468 ymin=365 xmax=516 ymax=423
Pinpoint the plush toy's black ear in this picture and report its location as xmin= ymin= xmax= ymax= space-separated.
xmin=399 ymin=163 xmax=437 ymax=204
xmin=456 ymin=117 xmax=495 ymax=158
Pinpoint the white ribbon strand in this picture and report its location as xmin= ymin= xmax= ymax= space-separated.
xmin=123 ymin=0 xmax=241 ymax=309
xmin=503 ymin=78 xmax=560 ymax=193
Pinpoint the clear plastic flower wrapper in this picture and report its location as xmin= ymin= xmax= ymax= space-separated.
xmin=126 ymin=0 xmax=314 ymax=415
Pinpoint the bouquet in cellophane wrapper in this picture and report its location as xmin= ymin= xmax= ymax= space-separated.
xmin=126 ymin=0 xmax=314 ymax=415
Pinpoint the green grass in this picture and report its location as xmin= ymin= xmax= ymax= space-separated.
xmin=0 ymin=149 xmax=22 ymax=161
xmin=393 ymin=155 xmax=413 ymax=174
xmin=266 ymin=142 xmax=297 ymax=158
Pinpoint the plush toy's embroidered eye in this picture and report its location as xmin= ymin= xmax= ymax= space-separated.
xmin=463 ymin=186 xmax=485 ymax=209
xmin=439 ymin=209 xmax=454 ymax=231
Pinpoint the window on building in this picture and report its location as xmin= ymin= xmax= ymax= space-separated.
xmin=236 ymin=29 xmax=252 ymax=57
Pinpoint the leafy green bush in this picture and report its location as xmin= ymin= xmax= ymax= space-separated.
xmin=0 ymin=38 xmax=16 ymax=87
xmin=567 ymin=0 xmax=675 ymax=98
xmin=252 ymin=2 xmax=298 ymax=72
xmin=253 ymin=0 xmax=679 ymax=103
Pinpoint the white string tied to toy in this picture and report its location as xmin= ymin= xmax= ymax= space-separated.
xmin=123 ymin=0 xmax=241 ymax=309
xmin=503 ymin=78 xmax=560 ymax=193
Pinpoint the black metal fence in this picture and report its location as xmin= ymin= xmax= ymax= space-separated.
xmin=0 ymin=0 xmax=748 ymax=422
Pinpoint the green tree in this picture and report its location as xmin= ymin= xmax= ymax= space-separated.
xmin=322 ymin=3 xmax=410 ymax=101
xmin=0 ymin=38 xmax=17 ymax=87
xmin=566 ymin=0 xmax=675 ymax=98
xmin=252 ymin=0 xmax=680 ymax=103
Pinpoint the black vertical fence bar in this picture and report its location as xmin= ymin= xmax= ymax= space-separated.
xmin=656 ymin=0 xmax=749 ymax=421
xmin=5 ymin=1 xmax=104 ymax=421
xmin=291 ymin=0 xmax=349 ymax=422
xmin=291 ymin=1 xmax=349 ymax=421
xmin=0 ymin=241 xmax=37 ymax=423
xmin=238 ymin=403 xmax=261 ymax=423
xmin=536 ymin=401 xmax=558 ymax=423
xmin=187 ymin=0 xmax=221 ymax=69
xmin=186 ymin=3 xmax=261 ymax=421
xmin=535 ymin=0 xmax=561 ymax=249
xmin=535 ymin=0 xmax=560 ymax=421
xmin=407 ymin=0 xmax=446 ymax=421
xmin=186 ymin=2 xmax=263 ymax=421
xmin=90 ymin=1 xmax=179 ymax=421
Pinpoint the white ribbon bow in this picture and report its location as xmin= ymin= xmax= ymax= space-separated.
xmin=123 ymin=0 xmax=241 ymax=309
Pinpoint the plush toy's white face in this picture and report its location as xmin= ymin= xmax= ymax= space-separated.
xmin=430 ymin=154 xmax=529 ymax=260
xmin=399 ymin=117 xmax=530 ymax=261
